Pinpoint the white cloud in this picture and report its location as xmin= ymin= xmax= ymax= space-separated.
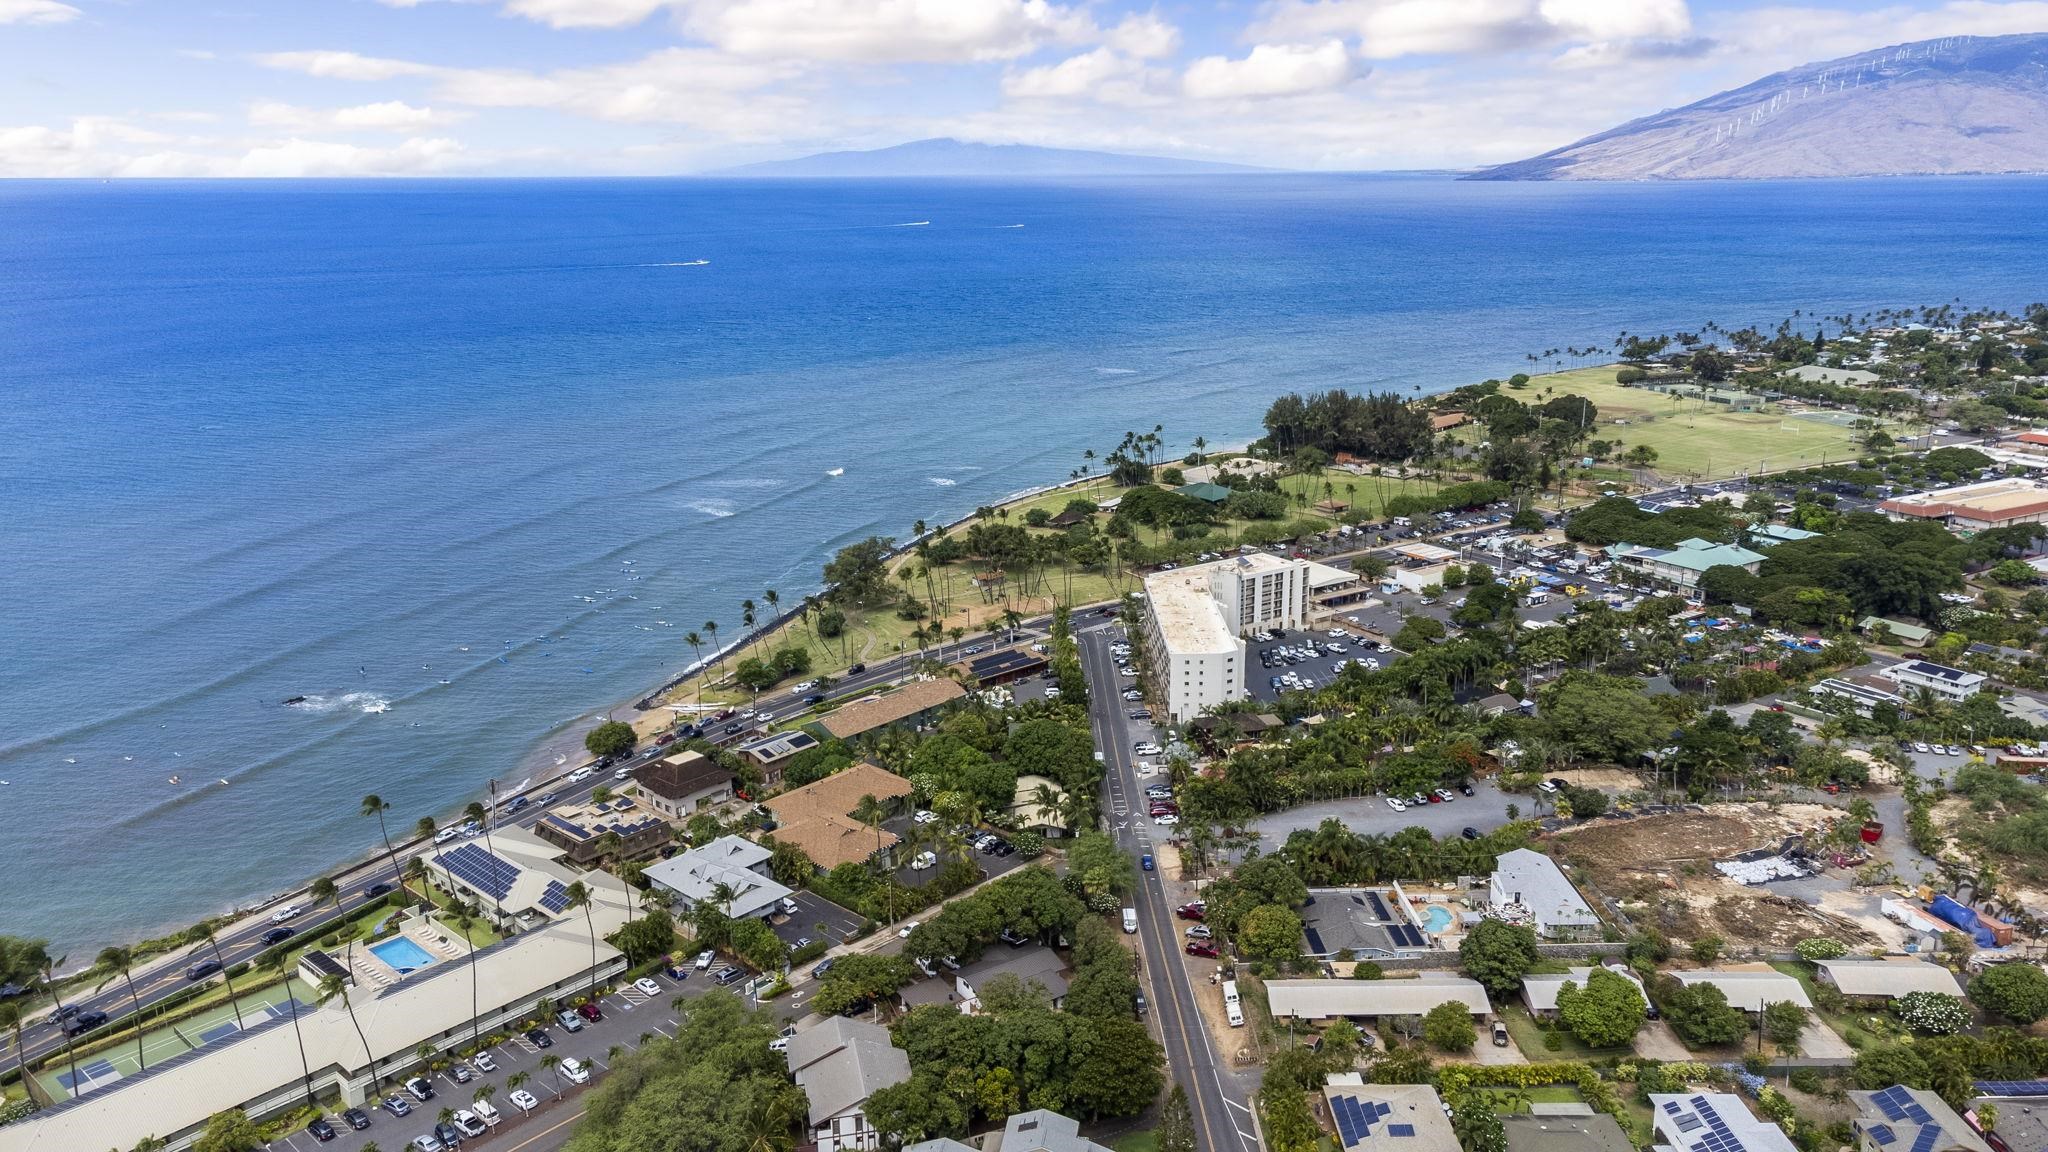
xmin=1252 ymin=0 xmax=1701 ymax=58
xmin=675 ymin=0 xmax=1096 ymax=62
xmin=249 ymin=100 xmax=457 ymax=131
xmin=501 ymin=0 xmax=670 ymax=27
xmin=1183 ymin=40 xmax=1354 ymax=99
xmin=255 ymin=50 xmax=437 ymax=81
xmin=1003 ymin=48 xmax=1134 ymax=98
xmin=0 ymin=0 xmax=80 ymax=25
xmin=1538 ymin=0 xmax=1690 ymax=41
xmin=227 ymin=136 xmax=467 ymax=176
xmin=1106 ymin=10 xmax=1180 ymax=59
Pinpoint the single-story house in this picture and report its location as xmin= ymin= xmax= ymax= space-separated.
xmin=642 ymin=834 xmax=791 ymax=921
xmin=1519 ymin=966 xmax=1648 ymax=1017
xmin=1857 ymin=616 xmax=1934 ymax=648
xmin=1651 ymin=1094 xmax=1797 ymax=1152
xmin=1848 ymin=1087 xmax=1990 ymax=1152
xmin=820 ymin=678 xmax=967 ymax=741
xmin=735 ymin=730 xmax=819 ymax=787
xmin=632 ymin=749 xmax=736 ymax=821
xmin=1610 ymin=538 xmax=1766 ymax=590
xmin=1488 ymin=849 xmax=1600 ymax=940
xmin=1174 ymin=482 xmax=1234 ymax=505
xmin=764 ymin=761 xmax=914 ymax=872
xmin=1265 ymin=976 xmax=1491 ymax=1022
xmin=1503 ymin=1112 xmax=1633 ymax=1152
xmin=1322 ymin=1077 xmax=1461 ymax=1152
xmin=1669 ymin=965 xmax=1812 ymax=1010
xmin=1815 ymin=958 xmax=1963 ymax=1000
xmin=786 ymin=1016 xmax=911 ymax=1152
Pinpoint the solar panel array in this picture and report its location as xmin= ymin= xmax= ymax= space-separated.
xmin=1330 ymin=1096 xmax=1392 ymax=1147
xmin=1386 ymin=924 xmax=1426 ymax=948
xmin=1868 ymin=1125 xmax=1895 ymax=1146
xmin=1386 ymin=1125 xmax=1414 ymax=1138
xmin=436 ymin=843 xmax=521 ymax=901
xmin=1367 ymin=893 xmax=1391 ymax=920
xmin=1974 ymin=1081 xmax=2048 ymax=1098
xmin=1683 ymin=1096 xmax=1751 ymax=1152
xmin=1908 ymin=1125 xmax=1944 ymax=1152
xmin=1871 ymin=1087 xmax=1933 ymax=1125
xmin=539 ymin=880 xmax=572 ymax=913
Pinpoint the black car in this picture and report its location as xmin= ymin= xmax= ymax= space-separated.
xmin=435 ymin=1121 xmax=464 ymax=1147
xmin=1461 ymin=827 xmax=1481 ymax=840
xmin=848 ymin=663 xmax=867 ymax=675
xmin=526 ymin=1027 xmax=553 ymax=1048
xmin=1458 ymin=782 xmax=1475 ymax=797
xmin=62 ymin=1010 xmax=108 ymax=1036
xmin=261 ymin=926 xmax=298 ymax=946
xmin=186 ymin=958 xmax=223 ymax=980
xmin=998 ymin=928 xmax=1030 ymax=946
xmin=361 ymin=881 xmax=394 ymax=899
xmin=307 ymin=1117 xmax=337 ymax=1143
xmin=342 ymin=1108 xmax=371 ymax=1130
xmin=803 ymin=694 xmax=825 ymax=706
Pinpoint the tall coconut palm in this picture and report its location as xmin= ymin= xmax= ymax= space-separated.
xmin=0 ymin=1003 xmax=28 ymax=1095
xmin=38 ymin=953 xmax=83 ymax=1098
xmin=565 ymin=881 xmax=598 ymax=1003
xmin=469 ymin=794 xmax=509 ymax=934
xmin=261 ymin=947 xmax=316 ymax=1108
xmin=191 ymin=923 xmax=245 ymax=1031
xmin=741 ymin=600 xmax=758 ymax=655
xmin=704 ymin=620 xmax=721 ymax=675
xmin=93 ymin=946 xmax=147 ymax=1072
xmin=540 ymin=1053 xmax=563 ymax=1098
xmin=763 ymin=588 xmax=779 ymax=627
xmin=415 ymin=816 xmax=437 ymax=846
xmin=360 ymin=794 xmax=404 ymax=899
xmin=683 ymin=631 xmax=706 ymax=707
xmin=317 ymin=973 xmax=377 ymax=1092
xmin=310 ymin=875 xmax=352 ymax=968
xmin=451 ymin=900 xmax=483 ymax=1050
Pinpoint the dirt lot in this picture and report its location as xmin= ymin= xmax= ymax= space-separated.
xmin=1550 ymin=805 xmax=1882 ymax=953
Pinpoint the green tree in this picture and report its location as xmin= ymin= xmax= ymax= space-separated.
xmin=1239 ymin=904 xmax=1305 ymax=962
xmin=1690 ymin=935 xmax=1724 ymax=965
xmin=1158 ymin=1084 xmax=1197 ymax=1152
xmin=360 ymin=793 xmax=406 ymax=901
xmin=1066 ymin=832 xmax=1138 ymax=900
xmin=1554 ymin=968 xmax=1647 ymax=1048
xmin=1422 ymin=1001 xmax=1476 ymax=1052
xmin=1661 ymin=980 xmax=1749 ymax=1047
xmin=1970 ymin=962 xmax=2048 ymax=1023
xmin=93 ymin=946 xmax=148 ymax=1073
xmin=1451 ymin=1093 xmax=1508 ymax=1152
xmin=1458 ymin=919 xmax=1539 ymax=996
xmin=1851 ymin=1042 xmax=1933 ymax=1090
xmin=585 ymin=720 xmax=637 ymax=759
xmin=193 ymin=1109 xmax=264 ymax=1152
xmin=1259 ymin=1079 xmax=1321 ymax=1152
xmin=1762 ymin=1000 xmax=1806 ymax=1052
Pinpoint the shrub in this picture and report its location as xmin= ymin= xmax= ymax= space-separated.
xmin=1971 ymin=962 xmax=2048 ymax=1023
xmin=1893 ymin=990 xmax=1970 ymax=1035
xmin=1352 ymin=961 xmax=1384 ymax=980
xmin=1789 ymin=1068 xmax=1823 ymax=1094
xmin=1423 ymin=1001 xmax=1476 ymax=1053
xmin=1794 ymin=937 xmax=1847 ymax=962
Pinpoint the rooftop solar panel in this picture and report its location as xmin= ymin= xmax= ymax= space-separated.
xmin=1387 ymin=1125 xmax=1414 ymax=1137
xmin=1975 ymin=1081 xmax=2048 ymax=1098
xmin=1909 ymin=1125 xmax=1942 ymax=1152
xmin=1676 ymin=1115 xmax=1702 ymax=1132
xmin=1664 ymin=1102 xmax=1681 ymax=1114
xmin=1869 ymin=1124 xmax=1895 ymax=1146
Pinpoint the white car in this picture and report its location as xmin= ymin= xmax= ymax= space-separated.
xmin=1386 ymin=797 xmax=1406 ymax=812
xmin=757 ymin=711 xmax=775 ymax=723
xmin=769 ymin=1036 xmax=790 ymax=1052
xmin=1912 ymin=742 xmax=1931 ymax=754
xmin=1045 ymin=687 xmax=1061 ymax=698
xmin=472 ymin=1052 xmax=497 ymax=1073
xmin=560 ymin=1057 xmax=591 ymax=1084
xmin=453 ymin=1110 xmax=488 ymax=1138
xmin=634 ymin=977 xmax=662 ymax=998
xmin=1153 ymin=814 xmax=1179 ymax=826
xmin=791 ymin=680 xmax=817 ymax=694
xmin=695 ymin=950 xmax=715 ymax=970
xmin=510 ymin=1089 xmax=540 ymax=1112
xmin=1122 ymin=690 xmax=1143 ymax=701
xmin=898 ymin=920 xmax=921 ymax=938
xmin=913 ymin=809 xmax=937 ymax=824
xmin=567 ymin=767 xmax=594 ymax=783
xmin=270 ymin=904 xmax=302 ymax=924
xmin=1328 ymin=629 xmax=1345 ymax=638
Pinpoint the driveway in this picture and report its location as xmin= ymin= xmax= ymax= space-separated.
xmin=1799 ymin=1019 xmax=1855 ymax=1060
xmin=1633 ymin=1021 xmax=1694 ymax=1062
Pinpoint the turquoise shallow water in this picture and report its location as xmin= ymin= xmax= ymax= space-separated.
xmin=2 ymin=173 xmax=2043 ymax=953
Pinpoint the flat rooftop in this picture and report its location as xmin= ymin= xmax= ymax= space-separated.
xmin=1144 ymin=557 xmax=1273 ymax=656
xmin=1882 ymin=478 xmax=2048 ymax=522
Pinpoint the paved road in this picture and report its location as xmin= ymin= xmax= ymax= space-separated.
xmin=1078 ymin=625 xmax=1260 ymax=1152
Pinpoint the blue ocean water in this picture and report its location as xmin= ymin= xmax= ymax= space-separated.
xmin=2 ymin=173 xmax=2043 ymax=953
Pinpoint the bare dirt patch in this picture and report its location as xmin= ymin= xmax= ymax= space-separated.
xmin=1550 ymin=806 xmax=1881 ymax=952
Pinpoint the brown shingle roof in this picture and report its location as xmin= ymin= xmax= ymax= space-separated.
xmin=819 ymin=678 xmax=965 ymax=739
xmin=633 ymin=750 xmax=735 ymax=800
xmin=774 ymin=812 xmax=900 ymax=872
xmin=765 ymin=760 xmax=912 ymax=825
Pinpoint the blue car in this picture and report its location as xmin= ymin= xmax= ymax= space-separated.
xmin=1141 ymin=854 xmax=1154 ymax=871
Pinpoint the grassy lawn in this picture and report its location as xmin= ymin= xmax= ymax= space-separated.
xmin=1496 ymin=1004 xmax=1635 ymax=1062
xmin=1112 ymin=1129 xmax=1160 ymax=1152
xmin=1498 ymin=365 xmax=1895 ymax=481
xmin=1479 ymin=1085 xmax=1585 ymax=1109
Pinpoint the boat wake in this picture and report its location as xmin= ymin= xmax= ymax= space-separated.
xmin=891 ymin=221 xmax=931 ymax=227
xmin=283 ymin=692 xmax=392 ymax=716
xmin=639 ymin=260 xmax=710 ymax=267
xmin=1095 ymin=367 xmax=1138 ymax=375
xmin=928 ymin=477 xmax=957 ymax=486
xmin=685 ymin=498 xmax=737 ymax=518
xmin=826 ymin=467 xmax=845 ymax=477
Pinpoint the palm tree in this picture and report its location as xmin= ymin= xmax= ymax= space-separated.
xmin=704 ymin=620 xmax=722 ymax=675
xmin=318 ymin=973 xmax=378 ymax=1091
xmin=361 ymin=793 xmax=404 ymax=898
xmin=565 ymin=881 xmax=599 ymax=1003
xmin=404 ymin=857 xmax=429 ymax=908
xmin=94 ymin=946 xmax=147 ymax=1072
xmin=540 ymin=1053 xmax=564 ymax=1098
xmin=192 ymin=922 xmax=245 ymax=1031
xmin=450 ymin=900 xmax=483 ymax=1050
xmin=764 ymin=588 xmax=780 ymax=628
xmin=0 ymin=1003 xmax=28 ymax=1093
xmin=507 ymin=1070 xmax=531 ymax=1101
xmin=741 ymin=600 xmax=759 ymax=655
xmin=261 ymin=947 xmax=317 ymax=1109
xmin=415 ymin=816 xmax=437 ymax=845
xmin=38 ymin=952 xmax=83 ymax=1098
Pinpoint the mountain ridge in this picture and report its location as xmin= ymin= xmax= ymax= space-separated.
xmin=703 ymin=137 xmax=1272 ymax=178
xmin=1470 ymin=33 xmax=2048 ymax=180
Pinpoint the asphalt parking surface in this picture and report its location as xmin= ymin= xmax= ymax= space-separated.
xmin=1247 ymin=628 xmax=1392 ymax=701
xmin=1244 ymin=779 xmax=1522 ymax=848
xmin=772 ymin=889 xmax=865 ymax=947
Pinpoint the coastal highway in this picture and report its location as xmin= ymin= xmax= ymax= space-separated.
xmin=1077 ymin=622 xmax=1261 ymax=1152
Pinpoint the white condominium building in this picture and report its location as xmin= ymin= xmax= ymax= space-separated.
xmin=1142 ymin=553 xmax=1310 ymax=722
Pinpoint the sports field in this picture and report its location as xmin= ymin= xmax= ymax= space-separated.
xmin=37 ymin=978 xmax=312 ymax=1101
xmin=1499 ymin=365 xmax=1891 ymax=481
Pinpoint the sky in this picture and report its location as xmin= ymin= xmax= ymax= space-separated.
xmin=2 ymin=0 xmax=2047 ymax=176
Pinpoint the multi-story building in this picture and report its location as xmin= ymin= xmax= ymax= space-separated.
xmin=1879 ymin=659 xmax=1986 ymax=703
xmin=786 ymin=1016 xmax=911 ymax=1152
xmin=1142 ymin=553 xmax=1309 ymax=723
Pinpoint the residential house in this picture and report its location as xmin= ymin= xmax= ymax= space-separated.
xmin=820 ymin=678 xmax=967 ymax=741
xmin=1609 ymin=538 xmax=1765 ymax=590
xmin=424 ymin=826 xmax=601 ymax=929
xmin=1879 ymin=660 xmax=1986 ymax=703
xmin=1649 ymin=1094 xmax=1797 ymax=1152
xmin=1488 ymin=849 xmax=1600 ymax=940
xmin=1669 ymin=965 xmax=1812 ymax=1011
xmin=1265 ymin=976 xmax=1491 ymax=1022
xmin=1857 ymin=617 xmax=1935 ymax=648
xmin=1008 ymin=774 xmax=1070 ymax=837
xmin=1815 ymin=959 xmax=1964 ymax=1000
xmin=1502 ymin=1112 xmax=1633 ymax=1152
xmin=1322 ymin=1077 xmax=1462 ymax=1152
xmin=764 ymin=761 xmax=914 ymax=872
xmin=1847 ymin=1087 xmax=1990 ymax=1152
xmin=786 ymin=1017 xmax=912 ymax=1152
xmin=735 ymin=730 xmax=819 ymax=788
xmin=641 ymin=834 xmax=791 ymax=921
xmin=983 ymin=1109 xmax=1115 ymax=1152
xmin=1519 ymin=966 xmax=1648 ymax=1018
xmin=1749 ymin=523 xmax=1820 ymax=546
xmin=631 ymin=749 xmax=736 ymax=822
xmin=529 ymin=797 xmax=671 ymax=866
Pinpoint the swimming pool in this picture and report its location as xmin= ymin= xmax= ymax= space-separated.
xmin=1420 ymin=906 xmax=1454 ymax=934
xmin=370 ymin=936 xmax=436 ymax=973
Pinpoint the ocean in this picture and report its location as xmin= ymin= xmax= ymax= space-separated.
xmin=2 ymin=173 xmax=2043 ymax=955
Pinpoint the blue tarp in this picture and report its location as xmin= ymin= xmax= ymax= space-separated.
xmin=1929 ymin=894 xmax=1998 ymax=948
xmin=1533 ymin=573 xmax=1565 ymax=587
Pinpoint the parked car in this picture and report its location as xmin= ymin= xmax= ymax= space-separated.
xmin=998 ymin=928 xmax=1030 ymax=946
xmin=556 ymin=1009 xmax=585 ymax=1032
xmin=308 ymin=1117 xmax=337 ymax=1143
xmin=525 ymin=1027 xmax=553 ymax=1048
xmin=434 ymin=1121 xmax=464 ymax=1148
xmin=898 ymin=921 xmax=922 ymax=939
xmin=453 ymin=1109 xmax=488 ymax=1138
xmin=634 ymin=977 xmax=663 ymax=998
xmin=560 ymin=1057 xmax=591 ymax=1084
xmin=405 ymin=1076 xmax=436 ymax=1101
xmin=381 ymin=1095 xmax=413 ymax=1118
xmin=450 ymin=1063 xmax=473 ymax=1083
xmin=1185 ymin=924 xmax=1213 ymax=939
xmin=1461 ymin=827 xmax=1481 ymax=840
xmin=509 ymin=1089 xmax=541 ymax=1112
xmin=1185 ymin=940 xmax=1221 ymax=958
xmin=472 ymin=1052 xmax=497 ymax=1073
xmin=1176 ymin=902 xmax=1206 ymax=921
xmin=812 ymin=957 xmax=837 ymax=978
xmin=577 ymin=1001 xmax=604 ymax=1022
xmin=410 ymin=1135 xmax=444 ymax=1152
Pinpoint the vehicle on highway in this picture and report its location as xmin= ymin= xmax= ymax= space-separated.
xmin=62 ymin=1010 xmax=107 ymax=1036
xmin=1185 ymin=940 xmax=1220 ymax=958
xmin=510 ymin=1089 xmax=540 ymax=1112
xmin=791 ymin=680 xmax=817 ymax=694
xmin=261 ymin=926 xmax=297 ymax=946
xmin=848 ymin=663 xmax=867 ymax=674
xmin=269 ymin=904 xmax=303 ymax=923
xmin=1141 ymin=854 xmax=1154 ymax=871
xmin=186 ymin=958 xmax=223 ymax=980
xmin=635 ymin=977 xmax=663 ymax=998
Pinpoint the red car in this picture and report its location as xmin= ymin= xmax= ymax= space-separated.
xmin=1185 ymin=940 xmax=1221 ymax=958
xmin=1176 ymin=902 xmax=1206 ymax=921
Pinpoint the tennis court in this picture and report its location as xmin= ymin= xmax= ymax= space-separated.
xmin=39 ymin=979 xmax=312 ymax=1100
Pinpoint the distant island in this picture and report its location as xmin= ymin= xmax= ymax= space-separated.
xmin=704 ymin=137 xmax=1273 ymax=178
xmin=1470 ymin=32 xmax=2048 ymax=180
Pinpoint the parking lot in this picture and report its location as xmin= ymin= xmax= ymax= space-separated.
xmin=1247 ymin=627 xmax=1398 ymax=701
xmin=770 ymin=889 xmax=866 ymax=948
xmin=268 ymin=967 xmax=791 ymax=1152
xmin=1245 ymin=779 xmax=1521 ymax=848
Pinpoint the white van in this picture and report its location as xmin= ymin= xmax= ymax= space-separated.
xmin=1121 ymin=908 xmax=1138 ymax=934
xmin=1222 ymin=979 xmax=1244 ymax=1028
xmin=1391 ymin=516 xmax=1411 ymax=527
xmin=472 ymin=1100 xmax=502 ymax=1128
xmin=1523 ymin=591 xmax=1550 ymax=607
xmin=560 ymin=1057 xmax=591 ymax=1084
